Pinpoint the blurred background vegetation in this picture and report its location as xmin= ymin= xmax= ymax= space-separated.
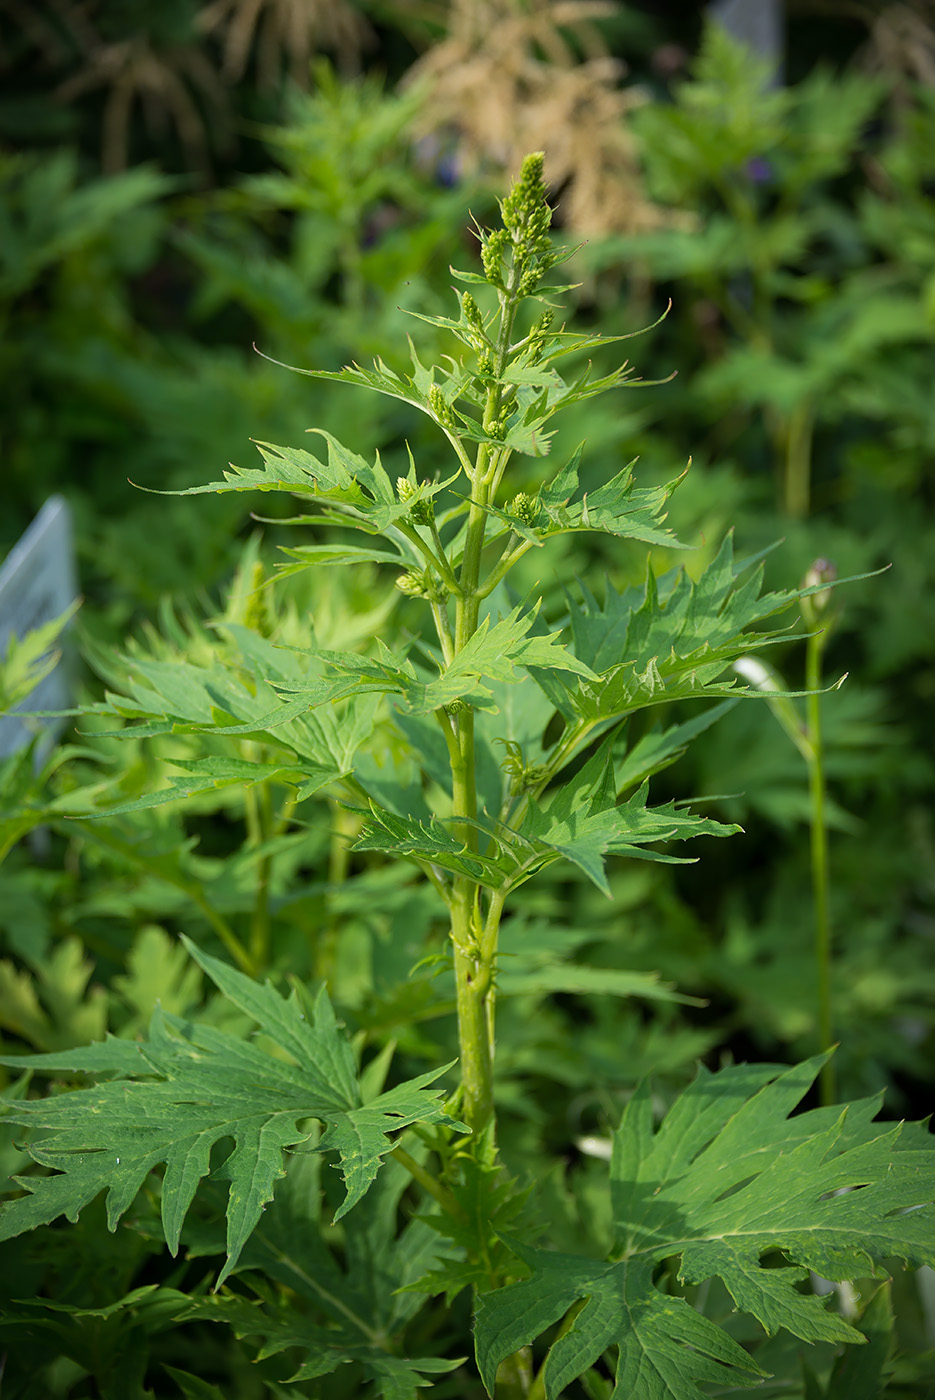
xmin=2 ymin=2 xmax=935 ymax=1393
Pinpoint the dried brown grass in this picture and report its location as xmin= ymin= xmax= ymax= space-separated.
xmin=404 ymin=0 xmax=671 ymax=236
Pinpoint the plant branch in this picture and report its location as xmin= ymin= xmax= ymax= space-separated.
xmin=477 ymin=534 xmax=537 ymax=599
xmin=391 ymin=1144 xmax=466 ymax=1221
xmin=68 ymin=819 xmax=256 ymax=975
xmin=397 ymin=519 xmax=462 ymax=596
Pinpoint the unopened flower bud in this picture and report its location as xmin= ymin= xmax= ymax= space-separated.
xmin=497 ymin=737 xmax=547 ymax=794
xmin=462 ymin=292 xmax=484 ymax=333
xmin=395 ymin=567 xmax=448 ymax=602
xmin=396 ymin=570 xmax=425 ymax=597
xmin=397 ymin=476 xmax=434 ymax=526
xmin=489 ymin=411 xmax=510 ymax=441
xmin=429 ymin=384 xmax=455 ymax=430
xmin=801 ymin=557 xmax=837 ymax=628
xmin=507 ymin=492 xmax=540 ymax=529
xmin=481 ymin=229 xmax=507 ymax=284
xmin=528 ymin=307 xmax=554 ymax=363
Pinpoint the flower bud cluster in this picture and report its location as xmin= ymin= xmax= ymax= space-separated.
xmin=528 ymin=308 xmax=554 ymax=365
xmin=507 ymin=492 xmax=540 ymax=529
xmin=489 ymin=410 xmax=511 ymax=442
xmin=461 ymin=292 xmax=488 ymax=354
xmin=481 ymin=229 xmax=508 ymax=286
xmin=501 ymin=153 xmax=551 ymax=258
xmin=429 ymin=383 xmax=456 ymax=431
xmin=396 ymin=477 xmax=435 ymax=527
xmin=395 ymin=568 xmax=448 ymax=603
xmin=501 ymin=152 xmax=558 ymax=297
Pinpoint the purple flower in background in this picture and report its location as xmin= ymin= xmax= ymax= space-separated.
xmin=413 ymin=134 xmax=462 ymax=189
xmin=435 ymin=151 xmax=461 ymax=189
xmin=746 ymin=156 xmax=773 ymax=184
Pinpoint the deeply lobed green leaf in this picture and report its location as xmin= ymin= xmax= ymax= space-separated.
xmin=519 ymin=744 xmax=740 ymax=895
xmin=0 ymin=940 xmax=464 ymax=1283
xmin=532 ymin=535 xmax=866 ymax=724
xmin=474 ymin=1055 xmax=935 ymax=1398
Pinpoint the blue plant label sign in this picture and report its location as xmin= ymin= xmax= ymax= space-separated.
xmin=0 ymin=495 xmax=79 ymax=760
xmin=709 ymin=0 xmax=784 ymax=83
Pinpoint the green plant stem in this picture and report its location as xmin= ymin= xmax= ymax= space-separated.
xmin=390 ymin=1145 xmax=466 ymax=1220
xmin=242 ymin=741 xmax=274 ymax=966
xmin=316 ymin=799 xmax=359 ymax=980
xmin=398 ymin=519 xmax=461 ymax=596
xmin=446 ymin=274 xmax=520 ymax=1142
xmin=449 ymin=713 xmax=492 ymax=1138
xmin=806 ymin=629 xmax=834 ymax=1105
xmin=244 ymin=754 xmax=274 ymax=968
xmin=431 ymin=599 xmax=455 ymax=665
xmin=784 ymin=400 xmax=815 ymax=518
xmin=494 ymin=1347 xmax=534 ymax=1398
xmin=477 ymin=533 xmax=536 ymax=600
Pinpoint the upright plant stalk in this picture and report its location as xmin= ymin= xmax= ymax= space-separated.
xmin=806 ymin=639 xmax=833 ymax=1104
xmin=783 ymin=400 xmax=815 ymax=519
xmin=439 ymin=159 xmax=551 ymax=1143
xmin=802 ymin=560 xmax=837 ymax=1106
xmin=739 ymin=562 xmax=840 ymax=1106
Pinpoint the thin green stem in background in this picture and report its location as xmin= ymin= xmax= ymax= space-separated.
xmin=784 ymin=400 xmax=815 ymax=519
xmin=494 ymin=1347 xmax=535 ymax=1398
xmin=70 ymin=819 xmax=257 ymax=975
xmin=243 ymin=750 xmax=274 ymax=969
xmin=316 ymin=798 xmax=359 ymax=982
xmin=734 ymin=619 xmax=838 ymax=1108
xmin=806 ymin=626 xmax=834 ymax=1106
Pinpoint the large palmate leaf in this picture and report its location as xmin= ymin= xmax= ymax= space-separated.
xmin=0 ymin=941 xmax=464 ymax=1284
xmin=531 ymin=535 xmax=865 ymax=723
xmin=349 ymin=740 xmax=736 ymax=900
xmin=474 ymin=1056 xmax=935 ymax=1399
